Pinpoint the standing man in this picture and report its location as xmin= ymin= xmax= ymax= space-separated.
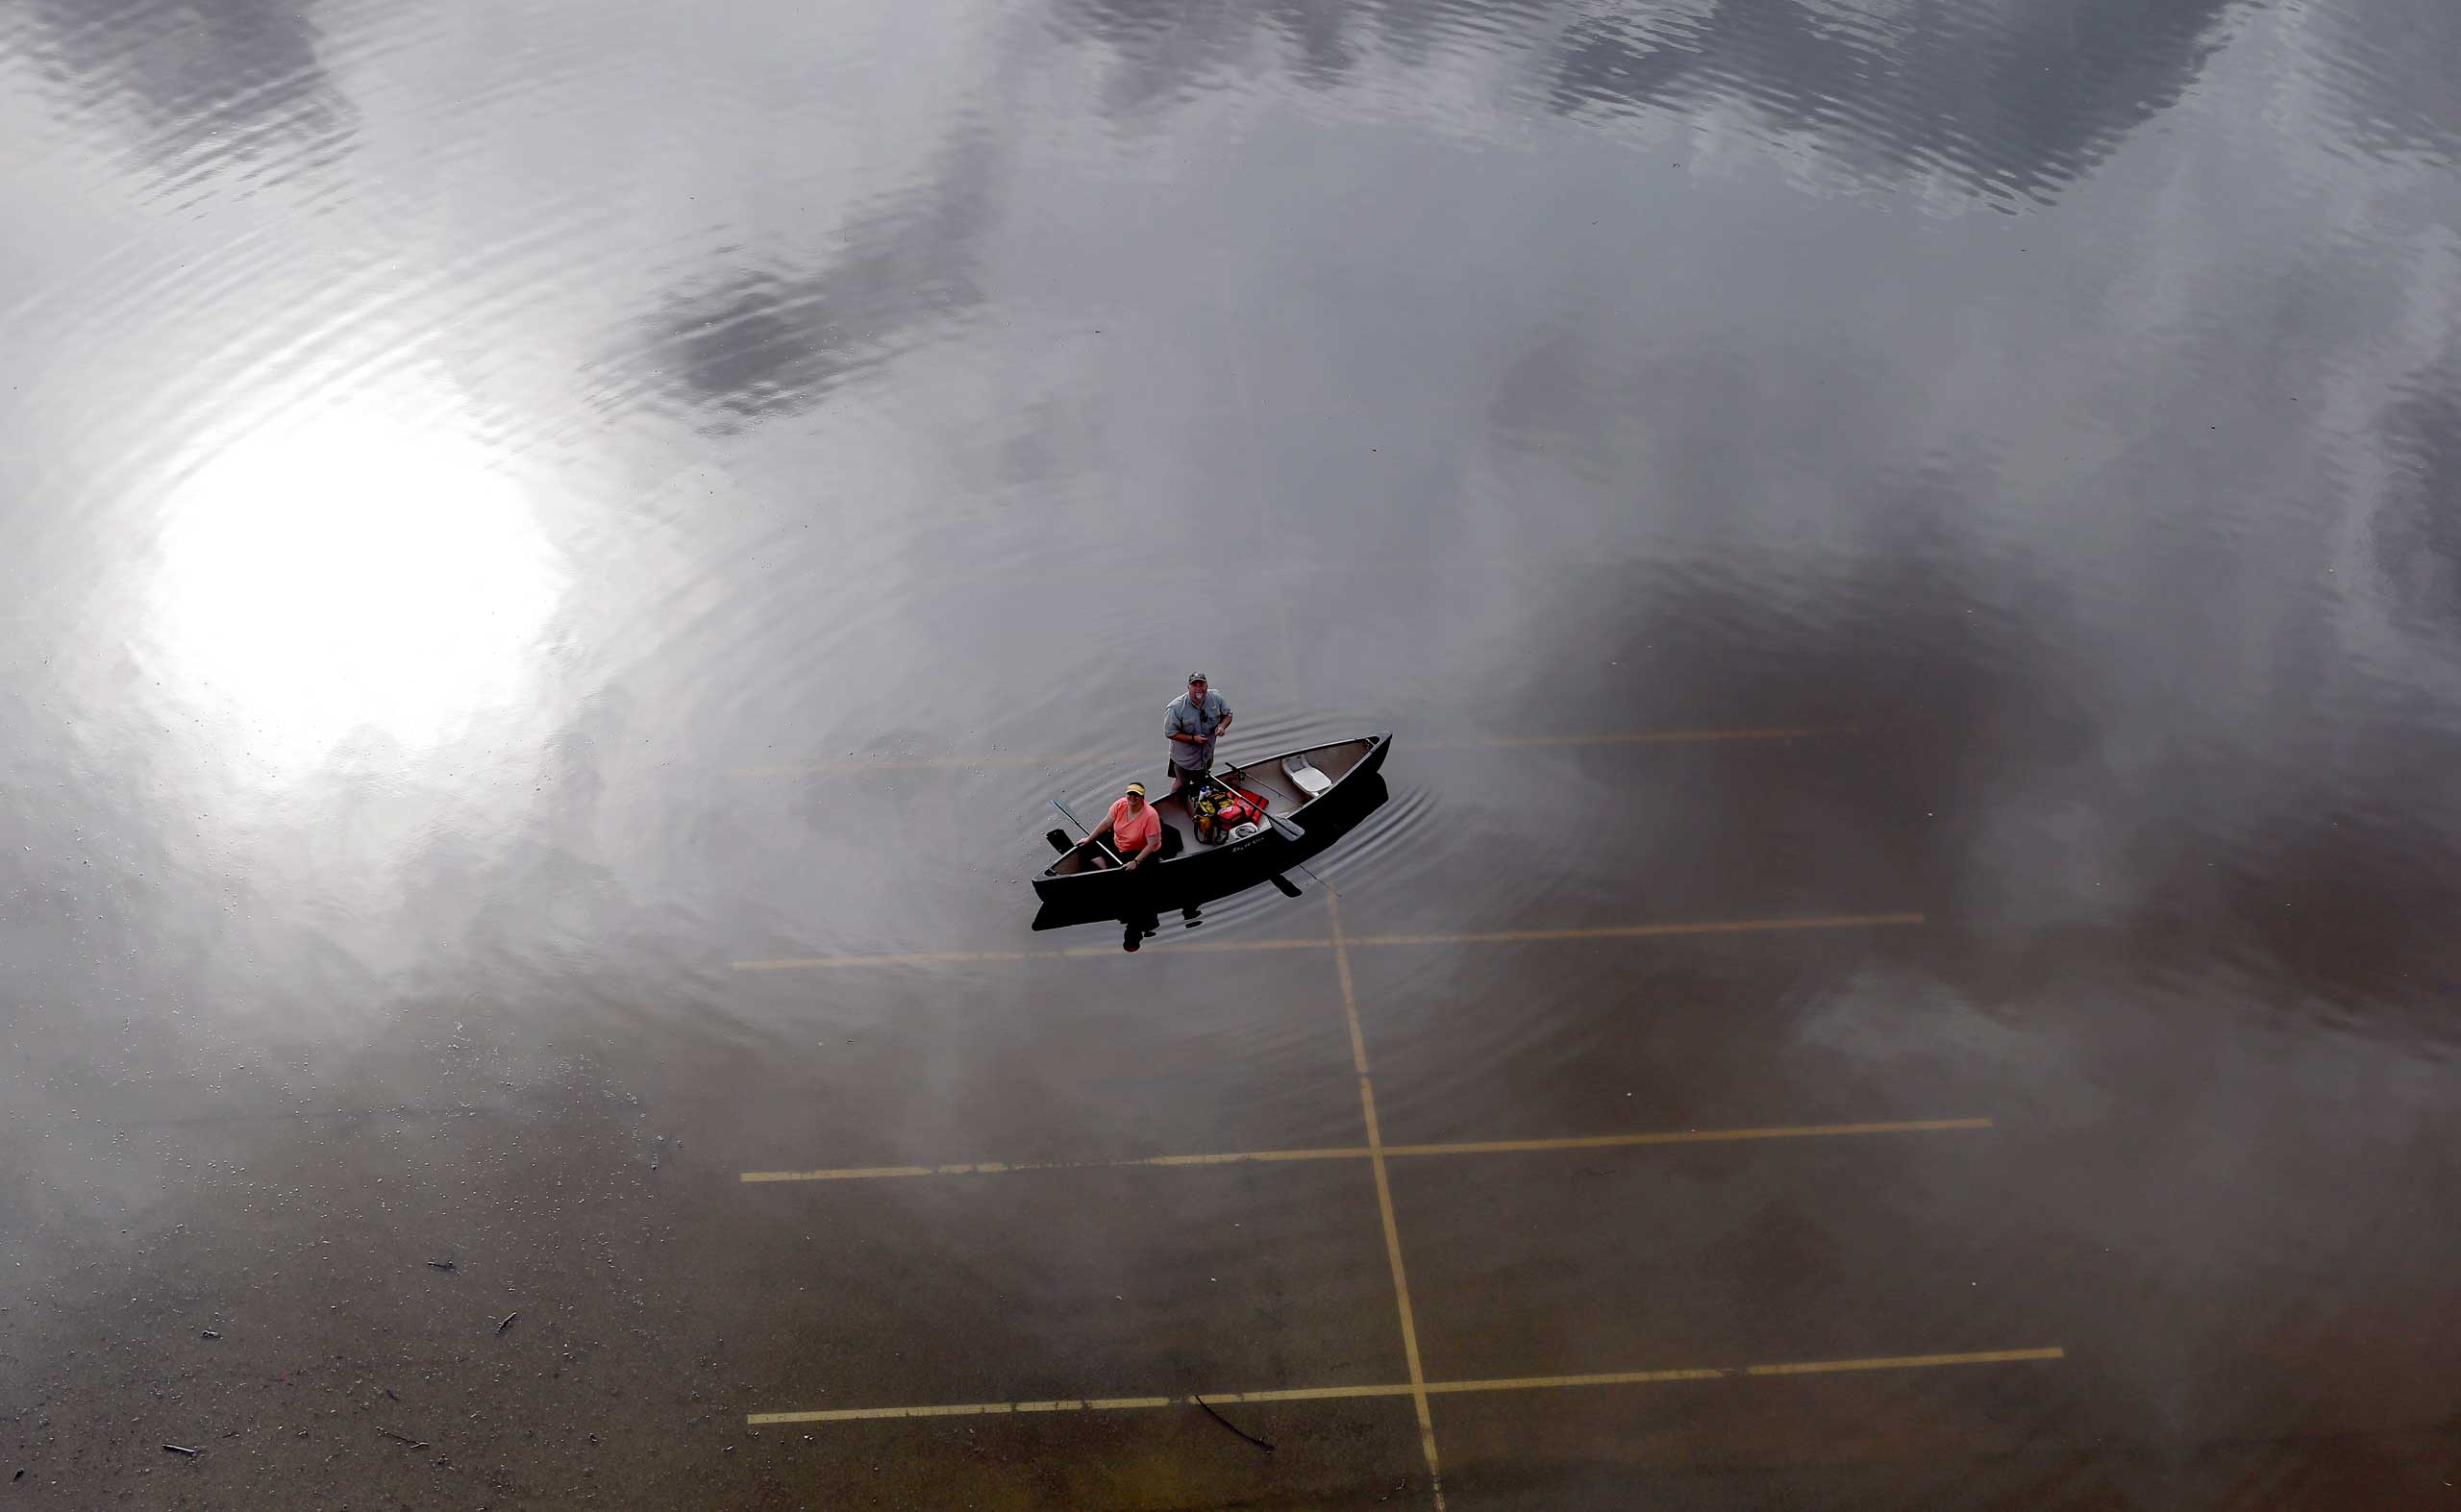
xmin=1164 ymin=673 xmax=1231 ymax=798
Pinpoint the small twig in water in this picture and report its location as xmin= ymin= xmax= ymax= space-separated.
xmin=162 ymin=1445 xmax=200 ymax=1457
xmin=380 ymin=1428 xmax=430 ymax=1449
xmin=1190 ymin=1396 xmax=1274 ymax=1452
xmin=427 ymin=1259 xmax=457 ymax=1272
xmin=494 ymin=1312 xmax=519 ymax=1335
xmin=199 ymin=1330 xmax=219 ymax=1340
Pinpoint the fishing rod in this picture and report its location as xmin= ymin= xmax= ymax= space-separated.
xmin=1049 ymin=797 xmax=1127 ymax=868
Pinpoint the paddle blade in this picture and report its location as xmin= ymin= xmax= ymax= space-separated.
xmin=1045 ymin=828 xmax=1075 ymax=855
xmin=1268 ymin=874 xmax=1304 ymax=898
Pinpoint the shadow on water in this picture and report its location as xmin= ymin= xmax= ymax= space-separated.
xmin=628 ymin=0 xmax=2266 ymax=426
xmin=2365 ymin=357 xmax=2461 ymax=643
xmin=12 ymin=0 xmax=353 ymax=174
xmin=2307 ymin=0 xmax=2461 ymax=163
xmin=633 ymin=130 xmax=998 ymax=429
xmin=1032 ymin=772 xmax=1391 ymax=946
xmin=1056 ymin=0 xmax=2248 ymax=203
xmin=1539 ymin=0 xmax=2246 ymax=202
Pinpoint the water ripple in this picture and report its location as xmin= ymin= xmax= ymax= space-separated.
xmin=9 ymin=0 xmax=356 ymax=186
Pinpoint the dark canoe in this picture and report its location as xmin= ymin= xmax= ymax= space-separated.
xmin=1032 ymin=733 xmax=1392 ymax=905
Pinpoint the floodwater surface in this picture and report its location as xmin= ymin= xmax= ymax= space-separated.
xmin=4 ymin=0 xmax=2460 ymax=1506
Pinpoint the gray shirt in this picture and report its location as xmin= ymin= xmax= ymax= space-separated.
xmin=1163 ymin=690 xmax=1231 ymax=771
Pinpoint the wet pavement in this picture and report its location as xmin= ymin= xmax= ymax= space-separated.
xmin=7 ymin=0 xmax=2461 ymax=1506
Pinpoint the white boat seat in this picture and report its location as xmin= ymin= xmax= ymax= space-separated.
xmin=1283 ymin=756 xmax=1333 ymax=800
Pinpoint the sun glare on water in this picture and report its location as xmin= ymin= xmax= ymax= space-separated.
xmin=146 ymin=396 xmax=567 ymax=776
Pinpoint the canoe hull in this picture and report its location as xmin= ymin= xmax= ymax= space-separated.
xmin=1031 ymin=733 xmax=1392 ymax=907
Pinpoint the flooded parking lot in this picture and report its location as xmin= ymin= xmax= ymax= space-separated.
xmin=6 ymin=0 xmax=2461 ymax=1505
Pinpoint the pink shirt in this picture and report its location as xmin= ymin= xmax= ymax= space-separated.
xmin=1107 ymin=797 xmax=1163 ymax=855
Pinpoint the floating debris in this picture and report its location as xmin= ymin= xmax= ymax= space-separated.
xmin=494 ymin=1312 xmax=519 ymax=1335
xmin=1191 ymin=1396 xmax=1274 ymax=1452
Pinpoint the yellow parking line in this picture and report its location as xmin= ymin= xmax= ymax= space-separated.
xmin=1739 ymin=1348 xmax=2067 ymax=1376
xmin=736 ymin=1116 xmax=1988 ymax=1183
xmin=1381 ymin=1118 xmax=1991 ymax=1159
xmin=1348 ymin=913 xmax=1926 ymax=948
xmin=746 ymin=1346 xmax=2063 ymax=1425
xmin=740 ymin=1145 xmax=1374 ymax=1182
xmin=728 ymin=911 xmax=1923 ymax=971
xmin=1424 ymin=1348 xmax=2068 ymax=1398
xmin=1330 ymin=888 xmax=1446 ymax=1505
xmin=729 ymin=936 xmax=1330 ymax=970
xmin=753 ymin=1395 xmax=1174 ymax=1424
xmin=1102 ymin=936 xmax=1334 ymax=957
xmin=1204 ymin=1382 xmax=1420 ymax=1405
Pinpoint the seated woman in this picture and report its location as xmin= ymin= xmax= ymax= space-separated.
xmin=1084 ymin=781 xmax=1180 ymax=869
